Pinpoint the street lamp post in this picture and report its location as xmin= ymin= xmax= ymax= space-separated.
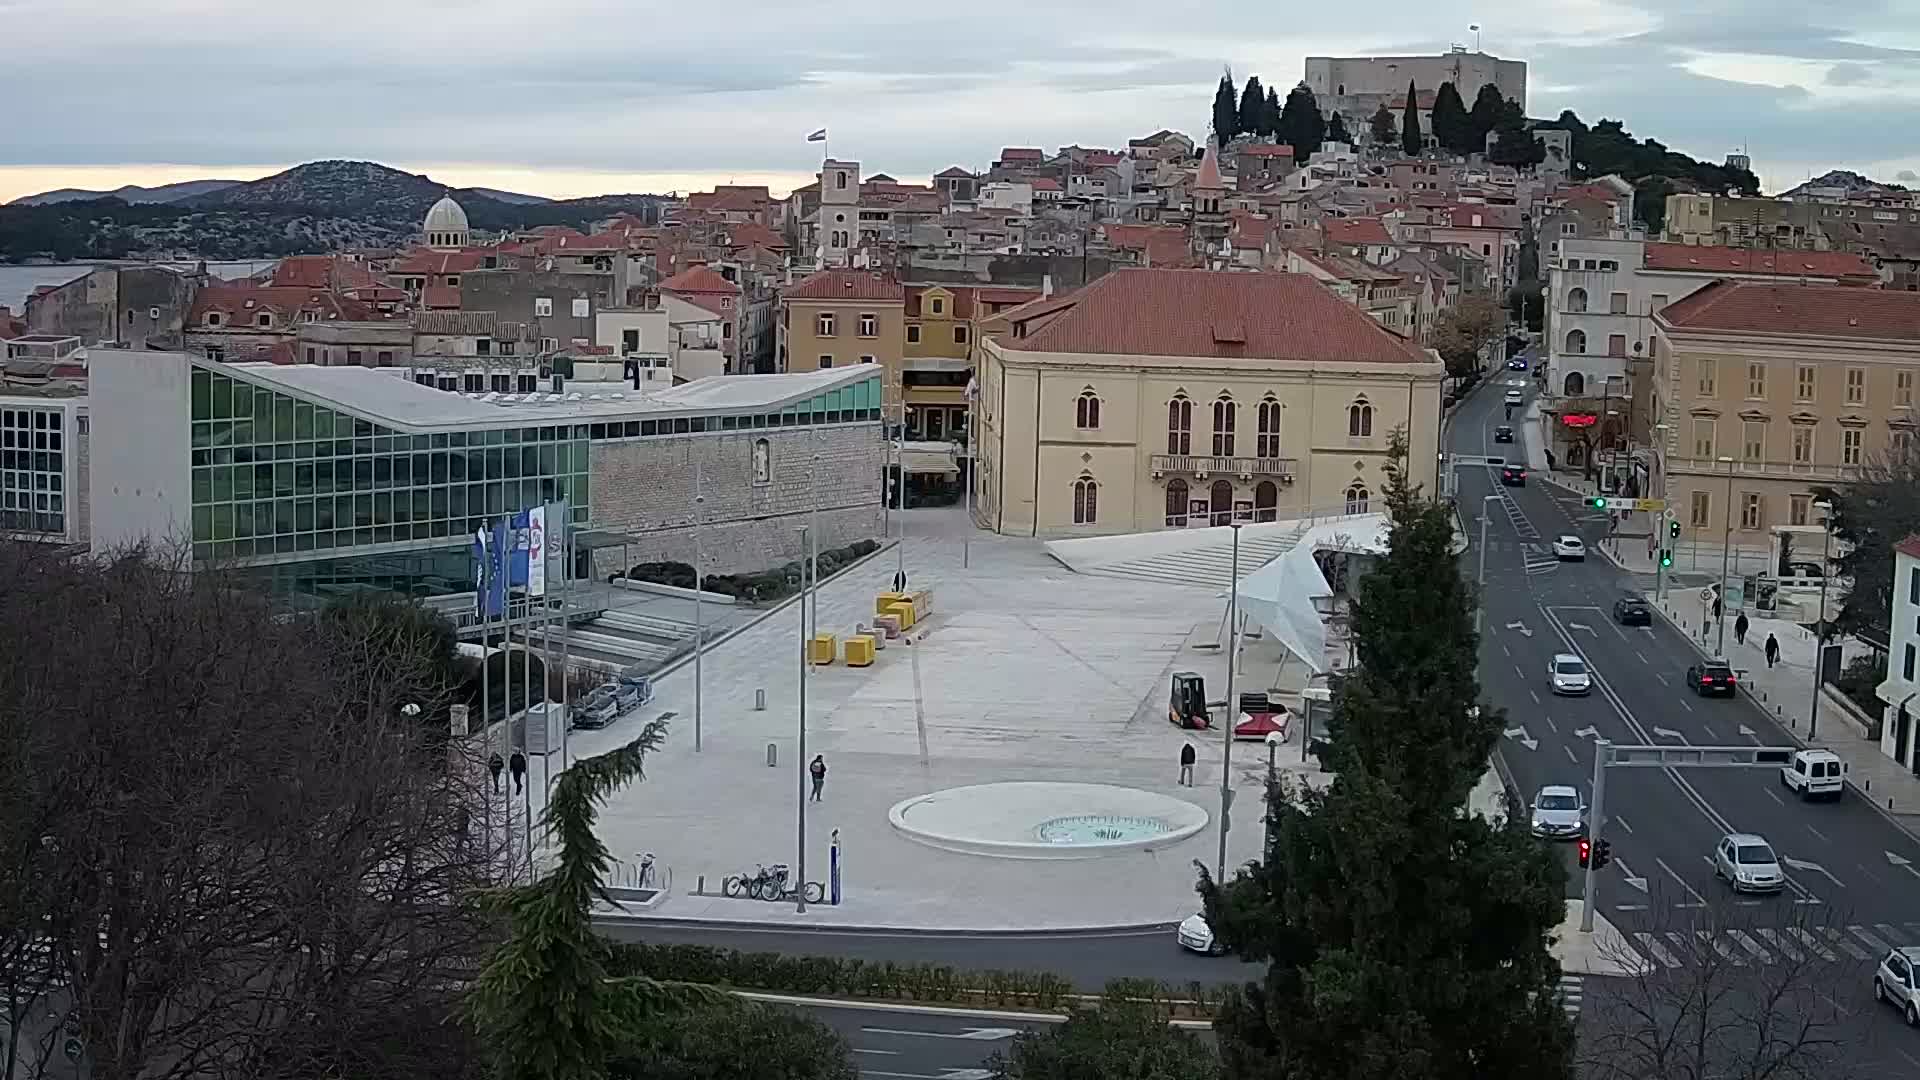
xmin=1809 ymin=500 xmax=1833 ymax=738
xmin=1216 ymin=522 xmax=1243 ymax=884
xmin=1474 ymin=494 xmax=1498 ymax=636
xmin=693 ymin=464 xmax=705 ymax=753
xmin=1715 ymin=455 xmax=1735 ymax=655
xmin=795 ymin=522 xmax=812 ymax=914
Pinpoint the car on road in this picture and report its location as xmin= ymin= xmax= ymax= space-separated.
xmin=1712 ymin=832 xmax=1785 ymax=893
xmin=1872 ymin=946 xmax=1920 ymax=1026
xmin=1508 ymin=357 xmax=1528 ymax=371
xmin=572 ymin=685 xmax=620 ymax=729
xmin=1501 ymin=465 xmax=1527 ymax=486
xmin=1504 ymin=389 xmax=1524 ymax=406
xmin=1683 ymin=659 xmax=1738 ymax=697
xmin=1551 ymin=535 xmax=1586 ymax=560
xmin=1611 ymin=593 xmax=1651 ymax=626
xmin=1177 ymin=912 xmax=1225 ymax=955
xmin=1529 ymin=785 xmax=1586 ymax=839
xmin=1781 ymin=748 xmax=1847 ymax=801
xmin=1493 ymin=425 xmax=1515 ymax=443
xmin=1548 ymin=653 xmax=1592 ymax=696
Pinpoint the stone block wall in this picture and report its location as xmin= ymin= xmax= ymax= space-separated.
xmin=587 ymin=423 xmax=885 ymax=577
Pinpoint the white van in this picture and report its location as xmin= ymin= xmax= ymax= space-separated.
xmin=1781 ymin=748 xmax=1846 ymax=801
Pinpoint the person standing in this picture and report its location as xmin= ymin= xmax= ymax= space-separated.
xmin=508 ymin=751 xmax=527 ymax=795
xmin=1765 ymin=633 xmax=1780 ymax=668
xmin=1179 ymin=742 xmax=1196 ymax=787
xmin=1734 ymin=611 xmax=1750 ymax=646
xmin=809 ymin=755 xmax=827 ymax=801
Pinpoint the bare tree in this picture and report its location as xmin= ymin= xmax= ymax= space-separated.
xmin=1579 ymin=901 xmax=1866 ymax=1080
xmin=0 ymin=542 xmax=497 ymax=1080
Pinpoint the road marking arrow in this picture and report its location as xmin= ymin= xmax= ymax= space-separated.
xmin=1573 ymin=726 xmax=1598 ymax=739
xmin=1615 ymin=859 xmax=1649 ymax=893
xmin=1568 ymin=622 xmax=1596 ymax=636
xmin=1506 ymin=621 xmax=1534 ymax=638
xmin=1503 ymin=726 xmax=1538 ymax=751
xmin=1652 ymin=727 xmax=1686 ymax=740
xmin=861 ymin=1028 xmax=1021 ymax=1043
xmin=1737 ymin=724 xmax=1758 ymax=741
xmin=1887 ymin=852 xmax=1920 ymax=879
xmin=1781 ymin=856 xmax=1844 ymax=890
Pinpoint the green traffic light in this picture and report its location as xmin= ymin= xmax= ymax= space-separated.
xmin=1660 ymin=551 xmax=1673 ymax=567
xmin=1590 ymin=496 xmax=1606 ymax=509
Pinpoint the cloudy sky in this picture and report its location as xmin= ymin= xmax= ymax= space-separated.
xmin=3 ymin=0 xmax=1919 ymax=202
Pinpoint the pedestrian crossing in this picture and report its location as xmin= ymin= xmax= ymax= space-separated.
xmin=1620 ymin=921 xmax=1919 ymax=970
xmin=1558 ymin=973 xmax=1584 ymax=1019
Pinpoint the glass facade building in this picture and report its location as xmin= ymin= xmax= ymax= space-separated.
xmin=0 ymin=403 xmax=69 ymax=536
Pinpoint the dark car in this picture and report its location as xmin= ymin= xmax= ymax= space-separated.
xmin=1508 ymin=357 xmax=1529 ymax=371
xmin=1500 ymin=465 xmax=1527 ymax=486
xmin=1494 ymin=425 xmax=1515 ymax=443
xmin=1684 ymin=660 xmax=1739 ymax=697
xmin=1612 ymin=594 xmax=1652 ymax=626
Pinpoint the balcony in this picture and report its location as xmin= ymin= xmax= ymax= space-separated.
xmin=1150 ymin=454 xmax=1297 ymax=481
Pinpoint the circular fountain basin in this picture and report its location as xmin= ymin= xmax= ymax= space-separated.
xmin=888 ymin=782 xmax=1209 ymax=859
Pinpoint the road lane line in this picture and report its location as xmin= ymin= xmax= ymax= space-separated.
xmin=1700 ymin=724 xmax=1717 ymax=740
xmin=1764 ymin=787 xmax=1785 ymax=806
xmin=1654 ymin=672 xmax=1668 ymax=685
xmin=1502 ymin=643 xmax=1511 ymax=656
xmin=1806 ymin=824 xmax=1830 ymax=843
xmin=1849 ymin=925 xmax=1892 ymax=953
xmin=1565 ymin=745 xmax=1578 ymax=764
xmin=1632 ymin=931 xmax=1680 ymax=968
xmin=1657 ymin=857 xmax=1709 ymax=905
xmin=1544 ymin=715 xmax=1559 ymax=733
xmin=1614 ymin=816 xmax=1632 ymax=833
xmin=1530 ymin=689 xmax=1541 ymax=704
xmin=1635 ymin=650 xmax=1648 ymax=664
xmin=1677 ymin=697 xmax=1693 ymax=711
xmin=1755 ymin=928 xmax=1803 ymax=961
xmin=1820 ymin=928 xmax=1869 ymax=961
xmin=853 ymin=1049 xmax=903 ymax=1056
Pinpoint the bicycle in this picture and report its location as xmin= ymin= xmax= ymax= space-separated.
xmin=768 ymin=879 xmax=826 ymax=904
xmin=721 ymin=863 xmax=788 ymax=901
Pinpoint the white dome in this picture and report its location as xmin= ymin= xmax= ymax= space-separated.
xmin=423 ymin=195 xmax=469 ymax=237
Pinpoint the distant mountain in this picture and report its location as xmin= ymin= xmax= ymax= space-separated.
xmin=468 ymin=186 xmax=552 ymax=206
xmin=1781 ymin=169 xmax=1909 ymax=199
xmin=10 ymin=179 xmax=244 ymax=206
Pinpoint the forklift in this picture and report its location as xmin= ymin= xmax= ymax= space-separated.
xmin=1169 ymin=671 xmax=1211 ymax=730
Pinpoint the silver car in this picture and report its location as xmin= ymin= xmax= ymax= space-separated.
xmin=1712 ymin=832 xmax=1784 ymax=893
xmin=1549 ymin=653 xmax=1592 ymax=696
xmin=1873 ymin=946 xmax=1920 ymax=1026
xmin=1530 ymin=785 xmax=1586 ymax=839
xmin=572 ymin=685 xmax=620 ymax=730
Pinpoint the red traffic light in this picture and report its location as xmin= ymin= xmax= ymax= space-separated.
xmin=1577 ymin=839 xmax=1592 ymax=868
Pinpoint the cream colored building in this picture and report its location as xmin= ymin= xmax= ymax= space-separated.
xmin=776 ymin=269 xmax=906 ymax=416
xmin=974 ymin=268 xmax=1445 ymax=536
xmin=1652 ymin=281 xmax=1920 ymax=546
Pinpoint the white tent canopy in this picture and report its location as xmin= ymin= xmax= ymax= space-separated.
xmin=1233 ymin=513 xmax=1393 ymax=674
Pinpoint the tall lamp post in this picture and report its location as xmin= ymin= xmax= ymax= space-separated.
xmin=795 ymin=521 xmax=812 ymax=914
xmin=1474 ymin=494 xmax=1498 ymax=636
xmin=1809 ymin=500 xmax=1834 ymax=738
xmin=1215 ymin=522 xmax=1243 ymax=884
xmin=692 ymin=464 xmax=705 ymax=753
xmin=1714 ymin=455 xmax=1735 ymax=655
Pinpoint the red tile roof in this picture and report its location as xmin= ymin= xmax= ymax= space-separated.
xmin=1102 ymin=223 xmax=1196 ymax=268
xmin=999 ymin=147 xmax=1044 ymax=161
xmin=659 ymin=264 xmax=740 ymax=296
xmin=1238 ymin=143 xmax=1296 ymax=159
xmin=1641 ymin=242 xmax=1876 ymax=281
xmin=783 ymin=269 xmax=904 ymax=303
xmin=724 ymin=221 xmax=787 ymax=252
xmin=1659 ymin=280 xmax=1920 ymax=340
xmin=271 ymin=255 xmax=375 ymax=290
xmin=1031 ymin=177 xmax=1062 ymax=192
xmin=387 ymin=248 xmax=491 ymax=275
xmin=189 ymin=284 xmax=375 ymax=326
xmin=1896 ymin=535 xmax=1920 ymax=561
xmin=999 ymin=269 xmax=1428 ymax=363
xmin=1325 ymin=217 xmax=1392 ymax=247
xmin=1229 ymin=213 xmax=1273 ymax=248
xmin=421 ymin=285 xmax=461 ymax=310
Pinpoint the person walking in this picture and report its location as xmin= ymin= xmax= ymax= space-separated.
xmin=1179 ymin=742 xmax=1196 ymax=786
xmin=1734 ymin=611 xmax=1750 ymax=646
xmin=1765 ymin=633 xmax=1780 ymax=668
xmin=488 ymin=752 xmax=505 ymax=793
xmin=809 ymin=755 xmax=827 ymax=801
xmin=508 ymin=750 xmax=527 ymax=795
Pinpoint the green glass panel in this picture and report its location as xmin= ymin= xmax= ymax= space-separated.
xmin=393 ymin=455 xmax=411 ymax=487
xmin=270 ymin=396 xmax=292 ymax=442
xmin=191 ymin=504 xmax=211 ymax=542
xmin=231 ymin=419 xmax=254 ymax=447
xmin=192 ymin=541 xmax=210 ymax=562
xmin=374 ymin=456 xmax=392 ymax=488
xmin=235 ymin=502 xmax=254 ymax=538
xmin=315 ymin=498 xmax=333 ymax=531
xmin=211 ymin=504 xmax=233 ymax=541
xmin=191 ymin=468 xmax=211 ymax=504
xmin=294 ymin=402 xmax=314 ymax=440
xmin=393 ymin=494 xmax=412 ymax=524
xmin=295 ymin=532 xmax=315 ymax=552
xmin=374 ymin=492 xmax=392 ymax=525
xmin=429 ymin=487 xmax=448 ymax=521
xmin=191 ymin=369 xmax=211 ymax=421
xmin=191 ymin=423 xmax=211 ymax=450
xmin=295 ymin=499 xmax=315 ymax=532
xmin=211 ymin=466 xmax=232 ymax=502
xmin=212 ymin=448 xmax=233 ymax=466
xmin=449 ymin=485 xmax=467 ymax=520
xmin=354 ymin=494 xmax=373 ymax=527
xmin=211 ymin=374 xmax=232 ymax=420
xmin=253 ymin=387 xmax=274 ymax=432
xmin=275 ymin=499 xmax=295 ymax=534
xmin=312 ymin=409 xmax=333 ymax=439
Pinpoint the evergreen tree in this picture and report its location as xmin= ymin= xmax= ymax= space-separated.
xmin=1400 ymin=81 xmax=1423 ymax=156
xmin=1325 ymin=111 xmax=1351 ymax=146
xmin=1276 ymin=83 xmax=1326 ymax=160
xmin=1430 ymin=81 xmax=1471 ymax=155
xmin=1368 ymin=103 xmax=1398 ymax=146
xmin=1488 ymin=99 xmax=1546 ymax=167
xmin=1468 ymin=84 xmax=1508 ymax=153
xmin=1238 ymin=75 xmax=1268 ymax=138
xmin=1264 ymin=86 xmax=1282 ymax=139
xmin=1197 ymin=434 xmax=1574 ymax=1080
xmin=1212 ymin=71 xmax=1240 ymax=143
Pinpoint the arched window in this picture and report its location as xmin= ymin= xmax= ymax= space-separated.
xmin=1348 ymin=397 xmax=1374 ymax=437
xmin=1165 ymin=478 xmax=1189 ymax=526
xmin=1075 ymin=388 xmax=1102 ymax=430
xmin=1256 ymin=396 xmax=1281 ymax=458
xmin=1167 ymin=395 xmax=1192 ymax=454
xmin=1210 ymin=480 xmax=1234 ymax=526
xmin=1073 ymin=475 xmax=1099 ymax=525
xmin=1563 ymin=371 xmax=1586 ymax=396
xmin=1212 ymin=395 xmax=1236 ymax=455
xmin=1345 ymin=482 xmax=1371 ymax=515
xmin=1567 ymin=287 xmax=1588 ymax=313
xmin=1254 ymin=480 xmax=1278 ymax=522
xmin=1566 ymin=328 xmax=1587 ymax=354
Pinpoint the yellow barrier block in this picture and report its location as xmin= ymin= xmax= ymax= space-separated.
xmin=845 ymin=635 xmax=875 ymax=667
xmin=809 ymin=633 xmax=838 ymax=664
xmin=876 ymin=592 xmax=911 ymax=615
xmin=884 ymin=601 xmax=916 ymax=630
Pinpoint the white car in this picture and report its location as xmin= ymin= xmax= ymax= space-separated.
xmin=1504 ymin=389 xmax=1523 ymax=406
xmin=1552 ymin=535 xmax=1586 ymax=561
xmin=1873 ymin=946 xmax=1920 ymax=1026
xmin=1780 ymin=748 xmax=1846 ymax=801
xmin=1176 ymin=912 xmax=1224 ymax=955
xmin=1548 ymin=653 xmax=1591 ymax=696
xmin=1712 ymin=832 xmax=1784 ymax=893
xmin=1529 ymin=785 xmax=1586 ymax=839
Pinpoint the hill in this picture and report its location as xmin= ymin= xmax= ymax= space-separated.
xmin=10 ymin=179 xmax=244 ymax=207
xmin=1781 ymin=169 xmax=1909 ymax=200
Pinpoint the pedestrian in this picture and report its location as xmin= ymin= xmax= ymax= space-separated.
xmin=1765 ymin=633 xmax=1780 ymax=668
xmin=1734 ymin=611 xmax=1750 ymax=646
xmin=488 ymin=752 xmax=504 ymax=793
xmin=1179 ymin=742 xmax=1196 ymax=786
xmin=509 ymin=750 xmax=526 ymax=795
xmin=809 ymin=755 xmax=827 ymax=801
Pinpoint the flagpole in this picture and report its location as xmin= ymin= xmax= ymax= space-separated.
xmin=693 ymin=459 xmax=705 ymax=753
xmin=520 ymin=515 xmax=535 ymax=880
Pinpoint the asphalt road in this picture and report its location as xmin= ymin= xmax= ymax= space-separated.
xmin=762 ymin=1001 xmax=1045 ymax=1080
xmin=1453 ymin=365 xmax=1920 ymax=1056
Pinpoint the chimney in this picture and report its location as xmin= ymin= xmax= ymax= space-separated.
xmin=1042 ymin=273 xmax=1054 ymax=299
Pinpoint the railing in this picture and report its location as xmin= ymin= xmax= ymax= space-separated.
xmin=1150 ymin=454 xmax=1297 ymax=479
xmin=1662 ymin=456 xmax=1862 ymax=483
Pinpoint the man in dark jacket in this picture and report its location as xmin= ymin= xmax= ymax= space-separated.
xmin=1179 ymin=743 xmax=1196 ymax=786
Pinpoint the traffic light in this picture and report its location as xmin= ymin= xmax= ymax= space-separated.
xmin=1594 ymin=838 xmax=1613 ymax=871
xmin=1577 ymin=838 xmax=1592 ymax=868
xmin=1589 ymin=495 xmax=1607 ymax=510
xmin=1668 ymin=518 xmax=1682 ymax=539
xmin=1660 ymin=549 xmax=1673 ymax=568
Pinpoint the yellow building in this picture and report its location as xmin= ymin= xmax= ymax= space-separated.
xmin=776 ymin=270 xmax=906 ymax=415
xmin=974 ymin=268 xmax=1445 ymax=536
xmin=1652 ymin=280 xmax=1920 ymax=543
xmin=902 ymin=283 xmax=1043 ymax=442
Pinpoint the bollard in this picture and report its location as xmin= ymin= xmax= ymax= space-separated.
xmin=697 ymin=874 xmax=705 ymax=895
xmin=755 ymin=688 xmax=767 ymax=711
xmin=767 ymin=742 xmax=777 ymax=767
xmin=1865 ymin=779 xmax=1872 ymax=793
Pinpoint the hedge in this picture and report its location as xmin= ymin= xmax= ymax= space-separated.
xmin=608 ymin=942 xmax=1227 ymax=1018
xmin=621 ymin=539 xmax=882 ymax=605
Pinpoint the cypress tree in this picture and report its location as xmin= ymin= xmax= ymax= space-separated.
xmin=1368 ymin=103 xmax=1397 ymax=146
xmin=1276 ymin=83 xmax=1326 ymax=161
xmin=1468 ymin=83 xmax=1508 ymax=153
xmin=1326 ymin=111 xmax=1351 ymax=146
xmin=1431 ymin=81 xmax=1471 ymax=154
xmin=1238 ymin=75 xmax=1268 ymax=138
xmin=1212 ymin=71 xmax=1240 ymax=143
xmin=1264 ymin=86 xmax=1282 ymax=139
xmin=1400 ymin=80 xmax=1423 ymax=156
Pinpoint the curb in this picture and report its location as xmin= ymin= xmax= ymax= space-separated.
xmin=593 ymin=911 xmax=1180 ymax=938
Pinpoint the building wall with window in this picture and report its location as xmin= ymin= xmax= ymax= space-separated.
xmin=0 ymin=390 xmax=86 ymax=544
xmin=458 ymin=269 xmax=616 ymax=352
xmin=776 ymin=270 xmax=906 ymax=417
xmin=1878 ymin=538 xmax=1920 ymax=772
xmin=296 ymin=321 xmax=415 ymax=367
xmin=1652 ymin=282 xmax=1920 ymax=552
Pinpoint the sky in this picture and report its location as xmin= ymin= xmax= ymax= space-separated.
xmin=3 ymin=0 xmax=1920 ymax=203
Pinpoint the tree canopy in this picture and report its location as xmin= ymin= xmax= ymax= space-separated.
xmin=1325 ymin=111 xmax=1351 ymax=146
xmin=1400 ymin=81 xmax=1423 ymax=156
xmin=1530 ymin=109 xmax=1761 ymax=230
xmin=1213 ymin=72 xmax=1240 ymax=144
xmin=1368 ymin=104 xmax=1397 ymax=146
xmin=1276 ymin=83 xmax=1326 ymax=161
xmin=1815 ymin=440 xmax=1920 ymax=635
xmin=1430 ymin=82 xmax=1471 ymax=155
xmin=988 ymin=993 xmax=1218 ymax=1080
xmin=1238 ymin=75 xmax=1269 ymax=138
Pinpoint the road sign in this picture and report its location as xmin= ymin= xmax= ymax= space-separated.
xmin=1592 ymin=497 xmax=1665 ymax=512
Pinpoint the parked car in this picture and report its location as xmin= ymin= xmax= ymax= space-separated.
xmin=1612 ymin=593 xmax=1651 ymax=626
xmin=1529 ymin=785 xmax=1586 ymax=839
xmin=1177 ymin=912 xmax=1225 ymax=955
xmin=1493 ymin=425 xmax=1515 ymax=443
xmin=1548 ymin=653 xmax=1592 ymax=696
xmin=1712 ymin=832 xmax=1784 ymax=893
xmin=573 ymin=685 xmax=620 ymax=729
xmin=1552 ymin=535 xmax=1585 ymax=560
xmin=1683 ymin=660 xmax=1738 ymax=697
xmin=1780 ymin=748 xmax=1846 ymax=801
xmin=1872 ymin=946 xmax=1920 ymax=1026
xmin=611 ymin=679 xmax=646 ymax=713
xmin=1501 ymin=465 xmax=1527 ymax=486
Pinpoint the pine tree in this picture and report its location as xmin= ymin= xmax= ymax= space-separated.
xmin=1468 ymin=83 xmax=1508 ymax=154
xmin=1212 ymin=71 xmax=1240 ymax=144
xmin=1276 ymin=83 xmax=1326 ymax=160
xmin=1430 ymin=81 xmax=1471 ymax=155
xmin=1368 ymin=103 xmax=1397 ymax=146
xmin=1238 ymin=75 xmax=1268 ymax=139
xmin=1264 ymin=87 xmax=1282 ymax=139
xmin=1325 ymin=111 xmax=1351 ymax=146
xmin=1400 ymin=80 xmax=1423 ymax=156
xmin=1488 ymin=99 xmax=1545 ymax=167
xmin=1197 ymin=434 xmax=1574 ymax=1080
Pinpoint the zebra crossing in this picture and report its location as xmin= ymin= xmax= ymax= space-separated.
xmin=1558 ymin=973 xmax=1585 ymax=1019
xmin=1621 ymin=921 xmax=1918 ymax=970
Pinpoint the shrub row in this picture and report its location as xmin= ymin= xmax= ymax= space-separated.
xmin=621 ymin=539 xmax=881 ymax=605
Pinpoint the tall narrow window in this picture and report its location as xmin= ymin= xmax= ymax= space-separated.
xmin=1900 ymin=370 xmax=1915 ymax=407
xmin=1165 ymin=478 xmax=1189 ymax=526
xmin=1789 ymin=494 xmax=1810 ymax=526
xmin=1843 ymin=428 xmax=1863 ymax=465
xmin=1167 ymin=395 xmax=1192 ymax=455
xmin=1348 ymin=397 xmax=1373 ymax=437
xmin=1690 ymin=490 xmax=1710 ymax=528
xmin=1075 ymin=389 xmax=1102 ymax=430
xmin=1565 ymin=328 xmax=1586 ymax=354
xmin=1792 ymin=425 xmax=1813 ymax=464
xmin=1743 ymin=421 xmax=1765 ymax=461
xmin=1698 ymin=359 xmax=1716 ymax=396
xmin=1566 ymin=287 xmax=1588 ymax=313
xmin=1256 ymin=396 xmax=1281 ymax=457
xmin=1846 ymin=367 xmax=1865 ymax=404
xmin=1345 ymin=482 xmax=1370 ymax=514
xmin=1212 ymin=395 xmax=1236 ymax=456
xmin=1746 ymin=362 xmax=1767 ymax=400
xmin=1072 ymin=475 xmax=1099 ymax=524
xmin=1254 ymin=480 xmax=1278 ymax=522
xmin=1796 ymin=364 xmax=1816 ymax=402
xmin=1741 ymin=492 xmax=1763 ymax=530
xmin=1692 ymin=419 xmax=1715 ymax=458
xmin=817 ymin=312 xmax=836 ymax=337
xmin=858 ymin=312 xmax=877 ymax=337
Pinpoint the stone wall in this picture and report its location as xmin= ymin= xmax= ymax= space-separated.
xmin=587 ymin=423 xmax=885 ymax=577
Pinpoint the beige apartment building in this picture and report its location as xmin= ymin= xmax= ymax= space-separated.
xmin=1653 ymin=281 xmax=1920 ymax=546
xmin=974 ymin=268 xmax=1445 ymax=536
xmin=776 ymin=269 xmax=906 ymax=416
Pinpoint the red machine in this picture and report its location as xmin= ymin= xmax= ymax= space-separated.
xmin=1232 ymin=691 xmax=1291 ymax=741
